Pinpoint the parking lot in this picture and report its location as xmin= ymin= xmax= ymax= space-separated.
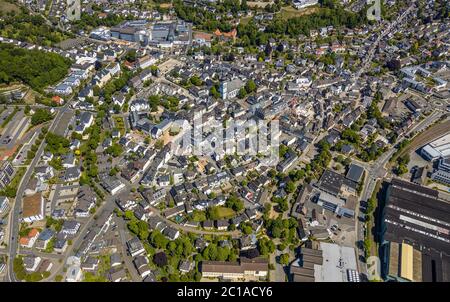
xmin=0 ymin=108 xmax=13 ymax=125
xmin=48 ymin=182 xmax=80 ymax=216
xmin=0 ymin=111 xmax=29 ymax=149
xmin=158 ymin=58 xmax=183 ymax=76
xmin=12 ymin=131 xmax=39 ymax=166
xmin=53 ymin=110 xmax=74 ymax=137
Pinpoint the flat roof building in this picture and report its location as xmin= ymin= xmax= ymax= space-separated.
xmin=346 ymin=164 xmax=365 ymax=183
xmin=314 ymin=242 xmax=359 ymax=282
xmin=200 ymin=257 xmax=268 ymax=280
xmin=421 ymin=133 xmax=450 ymax=161
xmin=380 ymin=179 xmax=450 ymax=282
xmin=318 ymin=169 xmax=345 ymax=196
xmin=291 ymin=242 xmax=359 ymax=282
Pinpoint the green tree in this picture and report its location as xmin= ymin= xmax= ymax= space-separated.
xmin=31 ymin=108 xmax=53 ymax=126
xmin=257 ymin=237 xmax=275 ymax=255
xmin=55 ymin=275 xmax=63 ymax=282
xmin=189 ymin=75 xmax=203 ymax=86
xmin=237 ymin=87 xmax=247 ymax=99
xmin=124 ymin=210 xmax=134 ymax=220
xmin=285 ymin=181 xmax=296 ymax=193
xmin=216 ymin=247 xmax=230 ymax=261
xmin=245 ymin=79 xmax=257 ymax=94
xmin=150 ymin=231 xmax=169 ymax=249
xmin=210 ymin=86 xmax=220 ymax=99
xmin=0 ymin=44 xmax=71 ymax=92
xmin=105 ymin=144 xmax=123 ymax=157
xmin=225 ymin=194 xmax=244 ymax=212
xmin=279 ymin=253 xmax=290 ymax=266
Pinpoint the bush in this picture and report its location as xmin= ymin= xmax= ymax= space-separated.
xmin=277 ymin=243 xmax=286 ymax=251
xmin=55 ymin=275 xmax=63 ymax=282
xmin=279 ymin=253 xmax=290 ymax=266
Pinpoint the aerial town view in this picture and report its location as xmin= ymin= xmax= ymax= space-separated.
xmin=0 ymin=0 xmax=448 ymax=286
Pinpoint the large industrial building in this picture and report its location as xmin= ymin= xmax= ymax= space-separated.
xmin=111 ymin=20 xmax=150 ymax=44
xmin=109 ymin=20 xmax=192 ymax=47
xmin=431 ymin=157 xmax=450 ymax=185
xmin=380 ymin=179 xmax=450 ymax=282
xmin=150 ymin=21 xmax=191 ymax=46
xmin=420 ymin=133 xmax=450 ymax=161
xmin=290 ymin=242 xmax=360 ymax=282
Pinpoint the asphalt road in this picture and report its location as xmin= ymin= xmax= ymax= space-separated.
xmin=116 ymin=219 xmax=142 ymax=281
xmin=5 ymin=103 xmax=73 ymax=282
xmin=49 ymin=199 xmax=117 ymax=280
xmin=355 ymin=110 xmax=445 ymax=277
xmin=352 ymin=2 xmax=416 ymax=84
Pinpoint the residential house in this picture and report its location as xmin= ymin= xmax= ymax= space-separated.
xmin=61 ymin=220 xmax=81 ymax=236
xmin=81 ymin=257 xmax=100 ymax=272
xmin=19 ymin=228 xmax=40 ymax=248
xmin=0 ymin=196 xmax=10 ymax=216
xmin=64 ymin=166 xmax=81 ymax=182
xmin=23 ymin=256 xmax=42 ymax=273
xmin=127 ymin=237 xmax=145 ymax=257
xmin=179 ymin=260 xmax=194 ymax=274
xmin=110 ymin=253 xmax=122 ymax=267
xmin=109 ymin=268 xmax=127 ymax=282
xmin=35 ymin=229 xmax=54 ymax=250
xmin=74 ymin=186 xmax=97 ymax=218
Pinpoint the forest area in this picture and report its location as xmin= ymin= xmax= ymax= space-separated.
xmin=0 ymin=44 xmax=71 ymax=92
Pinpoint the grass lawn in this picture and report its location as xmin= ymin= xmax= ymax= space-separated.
xmin=0 ymin=0 xmax=20 ymax=14
xmin=240 ymin=16 xmax=252 ymax=25
xmin=206 ymin=206 xmax=237 ymax=221
xmin=112 ymin=116 xmax=126 ymax=135
xmin=0 ymin=83 xmax=23 ymax=92
xmin=192 ymin=210 xmax=207 ymax=222
xmin=215 ymin=206 xmax=236 ymax=219
xmin=23 ymin=88 xmax=39 ymax=104
xmin=247 ymin=1 xmax=274 ymax=8
xmin=278 ymin=5 xmax=319 ymax=20
xmin=159 ymin=2 xmax=172 ymax=8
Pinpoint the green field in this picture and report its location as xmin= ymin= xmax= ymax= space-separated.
xmin=0 ymin=0 xmax=21 ymax=15
xmin=240 ymin=16 xmax=252 ymax=25
xmin=192 ymin=206 xmax=237 ymax=222
xmin=210 ymin=206 xmax=236 ymax=220
xmin=113 ymin=116 xmax=126 ymax=135
xmin=278 ymin=5 xmax=319 ymax=20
